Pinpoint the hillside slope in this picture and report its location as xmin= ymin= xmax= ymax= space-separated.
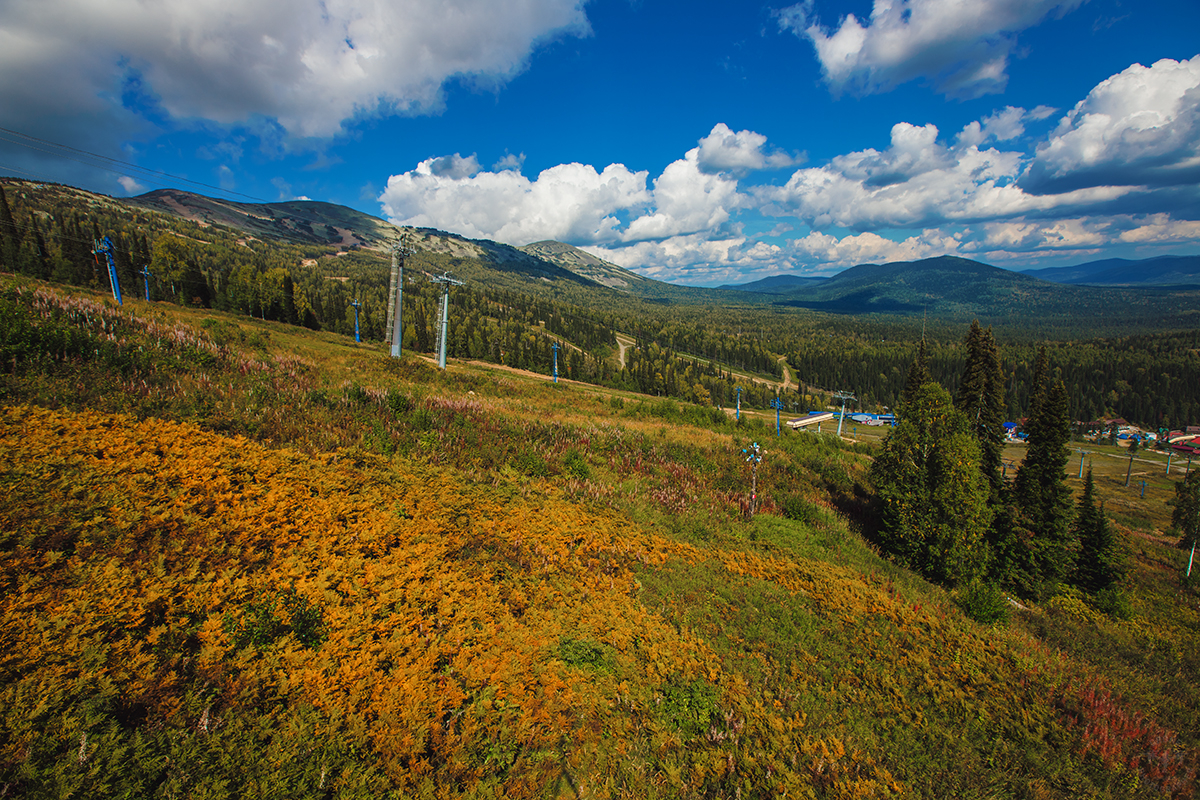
xmin=519 ymin=240 xmax=652 ymax=291
xmin=126 ymin=188 xmax=402 ymax=249
xmin=1 ymin=274 xmax=1197 ymax=798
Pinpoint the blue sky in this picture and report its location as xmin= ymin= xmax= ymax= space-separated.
xmin=1 ymin=0 xmax=1198 ymax=286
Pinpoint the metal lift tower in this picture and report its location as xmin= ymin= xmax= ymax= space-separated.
xmin=92 ymin=236 xmax=122 ymax=306
xmin=430 ymin=272 xmax=464 ymax=370
xmin=833 ymin=391 xmax=856 ymax=438
xmin=386 ymin=234 xmax=413 ymax=358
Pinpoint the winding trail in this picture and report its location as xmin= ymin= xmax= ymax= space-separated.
xmin=778 ymin=355 xmax=794 ymax=393
xmin=614 ymin=332 xmax=635 ymax=369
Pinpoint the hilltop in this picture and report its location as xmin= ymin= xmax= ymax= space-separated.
xmin=1022 ymin=255 xmax=1200 ymax=287
xmin=126 ymin=188 xmax=401 ymax=249
xmin=519 ymin=240 xmax=652 ymax=292
xmin=769 ymin=255 xmax=1200 ymax=328
xmin=717 ymin=274 xmax=829 ymax=293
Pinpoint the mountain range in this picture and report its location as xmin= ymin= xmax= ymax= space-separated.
xmin=45 ymin=184 xmax=1200 ymax=331
xmin=1020 ymin=255 xmax=1200 ymax=286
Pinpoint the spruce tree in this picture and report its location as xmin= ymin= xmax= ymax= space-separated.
xmin=1172 ymin=470 xmax=1200 ymax=550
xmin=956 ymin=321 xmax=1006 ymax=496
xmin=0 ymin=185 xmax=18 ymax=271
xmin=901 ymin=337 xmax=931 ymax=409
xmin=1011 ymin=376 xmax=1076 ymax=595
xmin=871 ymin=381 xmax=992 ymax=586
xmin=28 ymin=214 xmax=51 ymax=279
xmin=1012 ymin=346 xmax=1051 ymax=509
xmin=1072 ymin=468 xmax=1124 ymax=593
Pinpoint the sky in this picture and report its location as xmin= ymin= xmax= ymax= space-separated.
xmin=1 ymin=0 xmax=1198 ymax=286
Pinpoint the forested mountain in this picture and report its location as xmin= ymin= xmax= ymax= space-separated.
xmin=716 ymin=274 xmax=828 ymax=293
xmin=4 ymin=177 xmax=1200 ymax=429
xmin=1023 ymin=254 xmax=1200 ymax=286
xmin=771 ymin=255 xmax=1200 ymax=330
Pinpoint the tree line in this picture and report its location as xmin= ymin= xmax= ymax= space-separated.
xmin=871 ymin=322 xmax=1128 ymax=608
xmin=784 ymin=325 xmax=1200 ymax=430
xmin=5 ymin=178 xmax=1196 ymax=427
xmin=0 ymin=182 xmax=791 ymax=410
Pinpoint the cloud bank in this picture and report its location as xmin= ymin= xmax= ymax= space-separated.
xmin=379 ymin=61 xmax=1200 ymax=284
xmin=1023 ymin=56 xmax=1200 ymax=193
xmin=0 ymin=0 xmax=590 ymax=138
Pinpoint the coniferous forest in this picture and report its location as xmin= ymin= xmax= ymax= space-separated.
xmin=2 ymin=178 xmax=1199 ymax=429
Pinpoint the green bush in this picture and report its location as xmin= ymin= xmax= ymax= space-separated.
xmin=779 ymin=493 xmax=822 ymax=525
xmin=1090 ymin=586 xmax=1133 ymax=620
xmin=956 ymin=581 xmax=1011 ymax=625
xmin=224 ymin=588 xmax=327 ymax=650
xmin=386 ymin=389 xmax=411 ymax=415
xmin=345 ymin=383 xmax=369 ymax=405
xmin=561 ymin=447 xmax=591 ymax=480
xmin=660 ymin=678 xmax=720 ymax=738
xmin=557 ymin=638 xmax=610 ymax=671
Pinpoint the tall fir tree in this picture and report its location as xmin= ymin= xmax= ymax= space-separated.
xmin=901 ymin=337 xmax=931 ymax=409
xmin=1172 ymin=470 xmax=1200 ymax=550
xmin=871 ymin=381 xmax=992 ymax=586
xmin=1012 ymin=346 xmax=1050 ymax=507
xmin=54 ymin=213 xmax=92 ymax=284
xmin=956 ymin=320 xmax=1006 ymax=496
xmin=1009 ymin=371 xmax=1076 ymax=596
xmin=27 ymin=213 xmax=51 ymax=279
xmin=0 ymin=185 xmax=20 ymax=271
xmin=1072 ymin=468 xmax=1124 ymax=593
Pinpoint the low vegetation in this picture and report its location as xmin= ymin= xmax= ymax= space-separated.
xmin=2 ymin=273 xmax=1199 ymax=798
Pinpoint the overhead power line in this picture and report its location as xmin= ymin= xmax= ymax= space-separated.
xmin=0 ymin=125 xmax=269 ymax=203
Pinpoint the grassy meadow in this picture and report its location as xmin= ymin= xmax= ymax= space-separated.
xmin=1 ymin=273 xmax=1198 ymax=799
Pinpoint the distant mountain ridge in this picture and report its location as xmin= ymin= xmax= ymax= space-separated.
xmin=1021 ymin=255 xmax=1200 ymax=286
xmin=518 ymin=240 xmax=650 ymax=291
xmin=763 ymin=255 xmax=1200 ymax=326
xmin=715 ymin=274 xmax=828 ymax=293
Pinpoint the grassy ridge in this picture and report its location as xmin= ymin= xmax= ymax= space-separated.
xmin=1 ymin=274 xmax=1198 ymax=798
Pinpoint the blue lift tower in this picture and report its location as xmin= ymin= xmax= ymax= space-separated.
xmin=92 ymin=236 xmax=122 ymax=305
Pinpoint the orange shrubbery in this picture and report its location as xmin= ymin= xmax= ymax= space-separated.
xmin=0 ymin=404 xmax=748 ymax=796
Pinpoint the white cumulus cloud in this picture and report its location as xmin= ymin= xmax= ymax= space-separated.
xmin=1023 ymin=56 xmax=1200 ymax=192
xmin=623 ymin=146 xmax=744 ymax=241
xmin=779 ymin=0 xmax=1085 ymax=98
xmin=379 ymin=124 xmax=753 ymax=247
xmin=0 ymin=0 xmax=590 ymax=138
xmin=377 ymin=62 xmax=1200 ymax=284
xmin=696 ymin=123 xmax=799 ymax=174
xmin=786 ymin=229 xmax=961 ymax=269
xmin=757 ymin=120 xmax=1085 ymax=230
xmin=116 ymin=176 xmax=146 ymax=195
xmin=379 ymin=156 xmax=651 ymax=245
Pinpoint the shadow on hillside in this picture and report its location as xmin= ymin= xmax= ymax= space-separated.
xmin=824 ymin=479 xmax=883 ymax=547
xmin=772 ymin=290 xmax=923 ymax=315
